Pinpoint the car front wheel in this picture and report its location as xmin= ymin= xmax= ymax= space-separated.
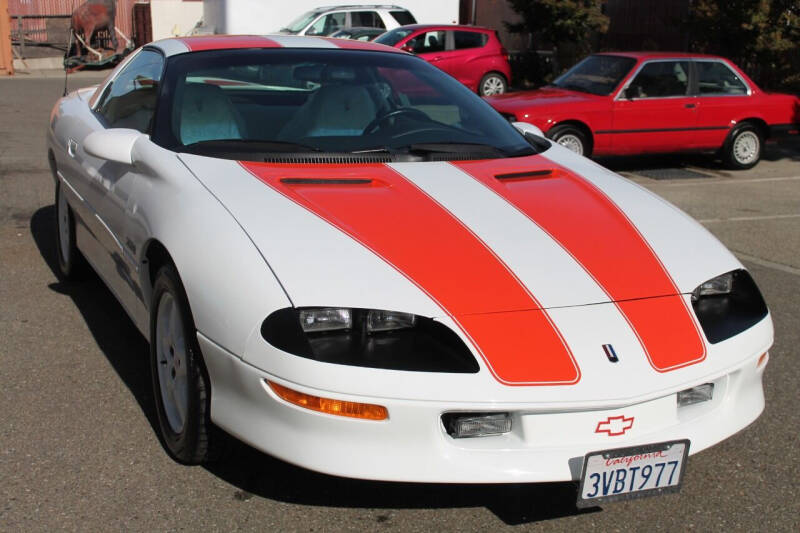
xmin=150 ymin=263 xmax=219 ymax=464
xmin=723 ymin=124 xmax=762 ymax=170
xmin=479 ymin=72 xmax=507 ymax=96
xmin=547 ymin=124 xmax=590 ymax=156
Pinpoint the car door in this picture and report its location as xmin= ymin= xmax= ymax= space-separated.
xmin=611 ymin=60 xmax=698 ymax=154
xmin=404 ymin=30 xmax=455 ymax=74
xmin=81 ymin=48 xmax=164 ymax=320
xmin=692 ymin=59 xmax=752 ymax=149
xmin=348 ymin=10 xmax=386 ymax=30
xmin=446 ymin=30 xmax=490 ymax=89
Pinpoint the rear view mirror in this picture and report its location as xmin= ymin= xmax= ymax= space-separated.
xmin=83 ymin=128 xmax=144 ymax=165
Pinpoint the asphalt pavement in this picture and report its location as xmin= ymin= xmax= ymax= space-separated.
xmin=1 ymin=73 xmax=798 ymax=532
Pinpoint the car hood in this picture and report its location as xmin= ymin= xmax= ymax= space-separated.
xmin=486 ymin=87 xmax=601 ymax=112
xmin=179 ymin=149 xmax=739 ymax=313
xmin=179 ymin=147 xmax=743 ymax=386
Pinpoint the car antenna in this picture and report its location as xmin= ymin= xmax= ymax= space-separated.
xmin=63 ymin=65 xmax=69 ymax=97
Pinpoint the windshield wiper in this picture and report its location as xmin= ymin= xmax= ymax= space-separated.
xmin=181 ymin=139 xmax=321 ymax=154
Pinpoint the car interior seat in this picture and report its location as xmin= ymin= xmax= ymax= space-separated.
xmin=279 ymin=66 xmax=377 ymax=139
xmin=178 ymin=83 xmax=245 ymax=145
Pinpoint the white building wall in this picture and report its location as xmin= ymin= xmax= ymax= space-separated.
xmin=151 ymin=0 xmax=205 ymax=41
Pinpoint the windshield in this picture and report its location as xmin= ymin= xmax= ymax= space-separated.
xmin=552 ymin=55 xmax=636 ymax=96
xmin=281 ymin=11 xmax=318 ymax=33
xmin=155 ymin=49 xmax=537 ymax=162
xmin=374 ymin=28 xmax=415 ymax=47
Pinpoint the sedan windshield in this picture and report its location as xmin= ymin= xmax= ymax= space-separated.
xmin=551 ymin=55 xmax=636 ymax=96
xmin=154 ymin=49 xmax=537 ymax=162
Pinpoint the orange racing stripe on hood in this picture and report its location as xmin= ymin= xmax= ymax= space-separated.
xmin=240 ymin=161 xmax=579 ymax=385
xmin=453 ymin=157 xmax=706 ymax=372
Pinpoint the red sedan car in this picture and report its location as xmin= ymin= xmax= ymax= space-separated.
xmin=487 ymin=52 xmax=800 ymax=169
xmin=375 ymin=24 xmax=512 ymax=96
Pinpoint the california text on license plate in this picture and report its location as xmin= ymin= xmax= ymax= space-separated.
xmin=576 ymin=440 xmax=690 ymax=507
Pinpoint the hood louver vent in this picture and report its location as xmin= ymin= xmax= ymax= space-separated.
xmin=280 ymin=178 xmax=373 ymax=185
xmin=495 ymin=169 xmax=554 ymax=181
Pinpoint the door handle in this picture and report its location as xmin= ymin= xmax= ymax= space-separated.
xmin=67 ymin=138 xmax=78 ymax=157
xmin=684 ymin=103 xmax=696 ymax=109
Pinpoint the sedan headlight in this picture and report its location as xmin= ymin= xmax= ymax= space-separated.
xmin=691 ymin=270 xmax=768 ymax=344
xmin=262 ymin=307 xmax=479 ymax=373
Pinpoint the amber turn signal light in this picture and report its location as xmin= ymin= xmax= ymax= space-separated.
xmin=266 ymin=380 xmax=388 ymax=421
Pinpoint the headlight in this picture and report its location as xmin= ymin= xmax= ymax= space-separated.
xmin=691 ymin=270 xmax=768 ymax=344
xmin=262 ymin=307 xmax=479 ymax=373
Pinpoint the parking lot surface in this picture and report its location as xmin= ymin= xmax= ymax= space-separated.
xmin=1 ymin=74 xmax=798 ymax=531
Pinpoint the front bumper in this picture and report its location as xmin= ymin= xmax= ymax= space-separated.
xmin=200 ymin=332 xmax=767 ymax=483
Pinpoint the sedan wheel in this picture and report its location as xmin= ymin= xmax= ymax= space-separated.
xmin=150 ymin=264 xmax=219 ymax=464
xmin=723 ymin=124 xmax=762 ymax=170
xmin=479 ymin=73 xmax=507 ymax=96
xmin=546 ymin=124 xmax=590 ymax=157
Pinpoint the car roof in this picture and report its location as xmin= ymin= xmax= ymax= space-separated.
xmin=150 ymin=34 xmax=406 ymax=57
xmin=306 ymin=5 xmax=407 ymax=13
xmin=594 ymin=51 xmax=727 ymax=60
xmin=393 ymin=24 xmax=494 ymax=33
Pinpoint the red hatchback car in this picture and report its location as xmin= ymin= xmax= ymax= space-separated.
xmin=487 ymin=52 xmax=800 ymax=169
xmin=375 ymin=24 xmax=512 ymax=96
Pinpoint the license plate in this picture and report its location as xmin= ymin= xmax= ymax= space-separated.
xmin=576 ymin=440 xmax=690 ymax=507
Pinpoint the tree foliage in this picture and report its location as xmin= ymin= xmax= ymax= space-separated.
xmin=505 ymin=0 xmax=608 ymax=52
xmin=505 ymin=0 xmax=609 ymax=84
xmin=686 ymin=0 xmax=800 ymax=91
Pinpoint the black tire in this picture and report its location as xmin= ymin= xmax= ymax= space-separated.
xmin=54 ymin=181 xmax=86 ymax=280
xmin=150 ymin=263 xmax=219 ymax=464
xmin=722 ymin=123 xmax=763 ymax=170
xmin=478 ymin=72 xmax=507 ymax=96
xmin=546 ymin=124 xmax=591 ymax=157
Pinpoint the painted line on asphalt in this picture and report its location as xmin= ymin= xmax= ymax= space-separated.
xmin=646 ymin=175 xmax=800 ymax=187
xmin=735 ymin=251 xmax=800 ymax=277
xmin=699 ymin=213 xmax=800 ymax=223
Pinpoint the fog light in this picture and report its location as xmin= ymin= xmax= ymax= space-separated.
xmin=677 ymin=383 xmax=714 ymax=407
xmin=443 ymin=412 xmax=511 ymax=438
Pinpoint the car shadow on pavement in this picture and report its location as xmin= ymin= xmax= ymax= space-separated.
xmin=30 ymin=206 xmax=159 ymax=435
xmin=597 ymin=137 xmax=800 ymax=174
xmin=206 ymin=438 xmax=597 ymax=525
xmin=30 ymin=204 xmax=597 ymax=526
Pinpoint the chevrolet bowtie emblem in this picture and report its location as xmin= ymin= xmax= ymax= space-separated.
xmin=595 ymin=415 xmax=635 ymax=436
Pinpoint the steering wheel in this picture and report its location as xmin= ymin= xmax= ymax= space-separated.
xmin=363 ymin=107 xmax=431 ymax=134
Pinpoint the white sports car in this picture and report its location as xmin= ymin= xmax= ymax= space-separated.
xmin=47 ymin=35 xmax=772 ymax=506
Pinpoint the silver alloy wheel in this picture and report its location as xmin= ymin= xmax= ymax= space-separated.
xmin=481 ymin=75 xmax=506 ymax=96
xmin=155 ymin=292 xmax=189 ymax=434
xmin=556 ymin=134 xmax=584 ymax=155
xmin=732 ymin=130 xmax=760 ymax=165
xmin=57 ymin=185 xmax=70 ymax=265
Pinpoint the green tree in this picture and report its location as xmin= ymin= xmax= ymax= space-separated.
xmin=505 ymin=0 xmax=609 ymax=84
xmin=686 ymin=0 xmax=800 ymax=91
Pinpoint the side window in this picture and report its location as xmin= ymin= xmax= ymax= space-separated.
xmin=627 ymin=61 xmax=690 ymax=98
xmin=351 ymin=11 xmax=385 ymax=29
xmin=406 ymin=31 xmax=446 ymax=54
xmin=454 ymin=31 xmax=487 ymax=50
xmin=96 ymin=49 xmax=164 ymax=132
xmin=696 ymin=61 xmax=748 ymax=95
xmin=307 ymin=12 xmax=346 ymax=35
xmin=389 ymin=10 xmax=416 ymax=25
